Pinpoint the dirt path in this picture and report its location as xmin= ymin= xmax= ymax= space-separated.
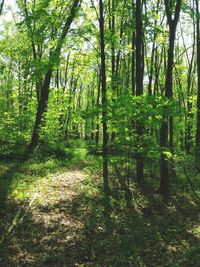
xmin=1 ymin=166 xmax=200 ymax=267
xmin=0 ymin=170 xmax=89 ymax=267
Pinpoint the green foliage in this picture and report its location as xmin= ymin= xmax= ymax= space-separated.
xmin=0 ymin=0 xmax=199 ymax=265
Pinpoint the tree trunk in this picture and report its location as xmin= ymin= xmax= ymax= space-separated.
xmin=196 ymin=0 xmax=200 ymax=171
xmin=0 ymin=0 xmax=4 ymax=14
xmin=95 ymin=73 xmax=101 ymax=146
xmin=28 ymin=0 xmax=81 ymax=151
xmin=135 ymin=0 xmax=144 ymax=181
xmin=29 ymin=70 xmax=52 ymax=150
xmin=159 ymin=0 xmax=181 ymax=195
xmin=99 ymin=0 xmax=109 ymax=194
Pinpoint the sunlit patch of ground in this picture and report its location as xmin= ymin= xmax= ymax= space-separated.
xmin=0 ymin=169 xmax=89 ymax=267
xmin=0 ymin=161 xmax=199 ymax=267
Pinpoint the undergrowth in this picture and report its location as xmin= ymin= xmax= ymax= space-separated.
xmin=0 ymin=141 xmax=199 ymax=266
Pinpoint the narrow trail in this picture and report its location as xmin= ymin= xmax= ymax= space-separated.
xmin=0 ymin=170 xmax=89 ymax=267
xmin=1 ymin=166 xmax=200 ymax=267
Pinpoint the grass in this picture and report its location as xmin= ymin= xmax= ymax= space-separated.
xmin=0 ymin=141 xmax=199 ymax=266
xmin=0 ymin=140 xmax=98 ymax=202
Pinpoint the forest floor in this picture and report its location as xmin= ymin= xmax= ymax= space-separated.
xmin=0 ymin=147 xmax=200 ymax=267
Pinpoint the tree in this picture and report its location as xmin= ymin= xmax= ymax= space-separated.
xmin=28 ymin=0 xmax=82 ymax=151
xmin=196 ymin=0 xmax=200 ymax=171
xmin=159 ymin=0 xmax=182 ymax=195
xmin=99 ymin=0 xmax=109 ymax=194
xmin=0 ymin=0 xmax=4 ymax=14
xmin=135 ymin=0 xmax=144 ymax=181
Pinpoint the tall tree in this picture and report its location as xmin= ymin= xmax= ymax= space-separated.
xmin=159 ymin=0 xmax=181 ymax=195
xmin=135 ymin=0 xmax=144 ymax=181
xmin=99 ymin=0 xmax=109 ymax=194
xmin=28 ymin=0 xmax=81 ymax=151
xmin=196 ymin=0 xmax=200 ymax=171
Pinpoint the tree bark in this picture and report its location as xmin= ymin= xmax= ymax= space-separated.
xmin=135 ymin=0 xmax=144 ymax=181
xmin=0 ymin=0 xmax=4 ymax=14
xmin=95 ymin=72 xmax=101 ymax=146
xmin=29 ymin=70 xmax=52 ymax=150
xmin=28 ymin=0 xmax=81 ymax=151
xmin=159 ymin=0 xmax=181 ymax=195
xmin=196 ymin=0 xmax=200 ymax=171
xmin=99 ymin=0 xmax=109 ymax=194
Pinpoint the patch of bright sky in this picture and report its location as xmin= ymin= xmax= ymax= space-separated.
xmin=0 ymin=0 xmax=194 ymax=57
xmin=1 ymin=0 xmax=17 ymax=22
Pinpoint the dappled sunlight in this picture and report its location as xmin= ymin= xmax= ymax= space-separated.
xmin=0 ymin=169 xmax=88 ymax=266
xmin=0 ymin=159 xmax=199 ymax=266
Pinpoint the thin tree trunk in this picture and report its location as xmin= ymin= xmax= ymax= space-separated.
xmin=99 ymin=0 xmax=109 ymax=194
xmin=135 ymin=0 xmax=144 ymax=181
xmin=195 ymin=0 xmax=200 ymax=171
xmin=0 ymin=0 xmax=4 ymax=14
xmin=95 ymin=72 xmax=101 ymax=146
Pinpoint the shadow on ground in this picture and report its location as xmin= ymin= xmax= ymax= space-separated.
xmin=0 ymin=161 xmax=24 ymax=210
xmin=0 ymin=173 xmax=199 ymax=267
